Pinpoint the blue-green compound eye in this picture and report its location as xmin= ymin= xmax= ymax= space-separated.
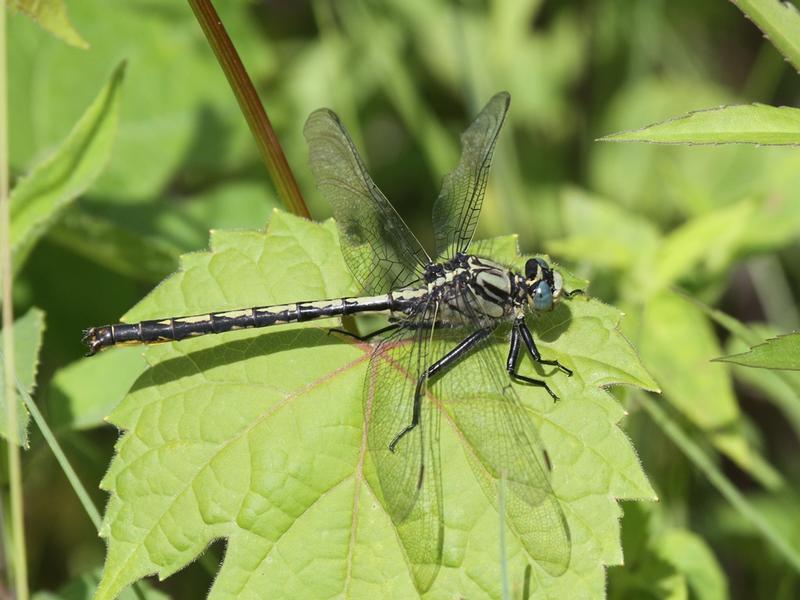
xmin=533 ymin=280 xmax=553 ymax=311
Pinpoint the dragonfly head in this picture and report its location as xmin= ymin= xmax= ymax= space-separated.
xmin=524 ymin=258 xmax=563 ymax=311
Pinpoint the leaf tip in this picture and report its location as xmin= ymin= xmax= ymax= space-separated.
xmin=111 ymin=60 xmax=128 ymax=85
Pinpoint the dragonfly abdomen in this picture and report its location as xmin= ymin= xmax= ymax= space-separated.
xmin=82 ymin=293 xmax=407 ymax=356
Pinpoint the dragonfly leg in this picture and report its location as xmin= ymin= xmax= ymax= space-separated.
xmin=517 ymin=318 xmax=572 ymax=376
xmin=388 ymin=326 xmax=495 ymax=453
xmin=564 ymin=288 xmax=585 ymax=299
xmin=507 ymin=324 xmax=559 ymax=401
xmin=329 ymin=323 xmax=401 ymax=342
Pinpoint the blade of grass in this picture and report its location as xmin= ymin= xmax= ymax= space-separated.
xmin=186 ymin=0 xmax=310 ymax=219
xmin=498 ymin=471 xmax=510 ymax=600
xmin=638 ymin=393 xmax=800 ymax=574
xmin=16 ymin=379 xmax=101 ymax=529
xmin=746 ymin=256 xmax=800 ymax=332
xmin=0 ymin=5 xmax=28 ymax=597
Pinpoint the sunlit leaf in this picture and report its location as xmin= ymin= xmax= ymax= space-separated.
xmin=8 ymin=62 xmax=124 ymax=275
xmin=47 ymin=347 xmax=147 ymax=431
xmin=716 ymin=332 xmax=800 ymax=371
xmin=601 ymin=104 xmax=800 ymax=146
xmin=96 ymin=211 xmax=655 ymax=599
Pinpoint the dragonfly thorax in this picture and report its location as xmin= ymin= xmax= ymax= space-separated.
xmin=406 ymin=253 xmax=562 ymax=327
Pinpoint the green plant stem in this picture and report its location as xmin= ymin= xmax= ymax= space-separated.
xmin=186 ymin=0 xmax=310 ymax=219
xmin=498 ymin=472 xmax=510 ymax=600
xmin=17 ymin=381 xmax=101 ymax=529
xmin=747 ymin=256 xmax=800 ymax=332
xmin=0 ymin=6 xmax=28 ymax=598
xmin=638 ymin=393 xmax=800 ymax=574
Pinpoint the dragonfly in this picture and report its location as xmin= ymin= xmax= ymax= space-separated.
xmin=82 ymin=91 xmax=577 ymax=590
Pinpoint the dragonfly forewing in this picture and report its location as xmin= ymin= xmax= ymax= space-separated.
xmin=432 ymin=92 xmax=511 ymax=259
xmin=304 ymin=108 xmax=430 ymax=295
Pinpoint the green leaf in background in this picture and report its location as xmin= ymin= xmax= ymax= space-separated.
xmin=549 ymin=192 xmax=783 ymax=488
xmin=551 ymin=194 xmax=789 ymax=489
xmin=637 ymin=291 xmax=781 ymax=489
xmin=7 ymin=0 xmax=89 ymax=49
xmin=0 ymin=308 xmax=45 ymax=444
xmin=546 ymin=188 xmax=660 ymax=273
xmin=716 ymin=332 xmax=800 ymax=371
xmin=588 ymin=76 xmax=800 ymax=221
xmin=600 ymin=104 xmax=800 ymax=146
xmin=709 ymin=487 xmax=800 ymax=566
xmin=731 ymin=0 xmax=800 ymax=73
xmin=686 ymin=298 xmax=800 ymax=441
xmin=609 ymin=503 xmax=728 ymax=600
xmin=9 ymin=0 xmax=272 ymax=202
xmin=95 ymin=211 xmax=656 ymax=599
xmin=48 ymin=209 xmax=179 ymax=283
xmin=46 ymin=347 xmax=147 ymax=431
xmin=647 ymin=198 xmax=755 ymax=296
xmin=654 ymin=529 xmax=728 ymax=600
xmin=8 ymin=61 xmax=124 ymax=275
xmin=547 ymin=192 xmax=781 ymax=488
xmin=31 ymin=568 xmax=169 ymax=600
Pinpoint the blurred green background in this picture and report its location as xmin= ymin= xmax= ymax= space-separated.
xmin=7 ymin=0 xmax=800 ymax=597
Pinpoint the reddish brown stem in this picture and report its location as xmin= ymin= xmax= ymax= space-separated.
xmin=187 ymin=0 xmax=310 ymax=218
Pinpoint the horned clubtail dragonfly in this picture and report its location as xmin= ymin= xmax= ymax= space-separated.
xmin=83 ymin=92 xmax=578 ymax=588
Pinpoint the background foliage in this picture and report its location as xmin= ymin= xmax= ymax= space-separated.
xmin=5 ymin=0 xmax=800 ymax=598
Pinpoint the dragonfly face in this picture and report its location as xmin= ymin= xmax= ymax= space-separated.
xmin=523 ymin=257 xmax=563 ymax=311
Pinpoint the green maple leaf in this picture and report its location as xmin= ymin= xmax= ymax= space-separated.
xmin=96 ymin=210 xmax=657 ymax=599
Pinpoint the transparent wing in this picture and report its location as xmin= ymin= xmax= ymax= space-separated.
xmin=365 ymin=300 xmax=443 ymax=592
xmin=431 ymin=286 xmax=571 ymax=575
xmin=432 ymin=92 xmax=510 ymax=259
xmin=304 ymin=108 xmax=430 ymax=294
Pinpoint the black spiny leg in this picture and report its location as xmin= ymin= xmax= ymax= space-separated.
xmin=517 ymin=319 xmax=572 ymax=376
xmin=564 ymin=288 xmax=585 ymax=299
xmin=329 ymin=323 xmax=401 ymax=342
xmin=389 ymin=327 xmax=494 ymax=453
xmin=507 ymin=324 xmax=559 ymax=401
